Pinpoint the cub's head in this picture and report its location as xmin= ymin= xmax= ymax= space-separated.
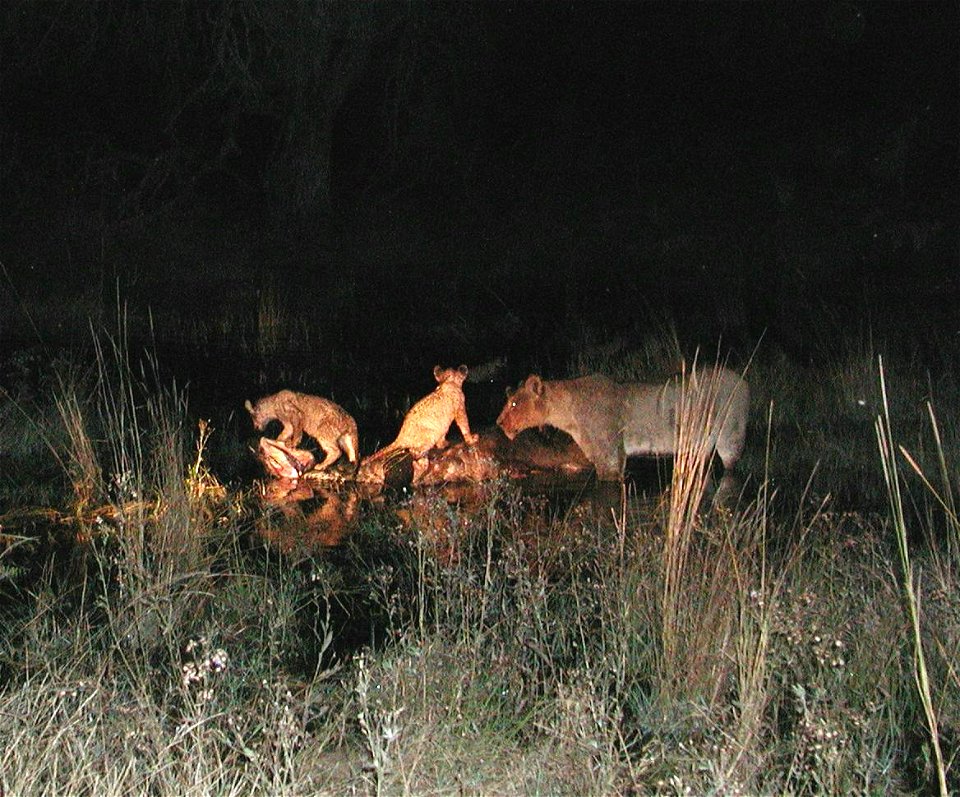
xmin=244 ymin=398 xmax=270 ymax=431
xmin=497 ymin=374 xmax=547 ymax=440
xmin=433 ymin=364 xmax=469 ymax=387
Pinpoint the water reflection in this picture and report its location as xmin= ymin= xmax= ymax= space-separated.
xmin=253 ymin=470 xmax=659 ymax=563
xmin=257 ymin=479 xmax=361 ymax=553
xmin=252 ymin=429 xmax=739 ymax=559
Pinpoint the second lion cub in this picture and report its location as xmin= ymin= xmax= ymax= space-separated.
xmin=372 ymin=365 xmax=478 ymax=461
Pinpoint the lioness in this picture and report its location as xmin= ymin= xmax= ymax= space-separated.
xmin=368 ymin=365 xmax=479 ymax=462
xmin=245 ymin=390 xmax=359 ymax=472
xmin=497 ymin=367 xmax=749 ymax=481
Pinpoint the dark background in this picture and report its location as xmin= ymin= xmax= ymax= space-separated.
xmin=1 ymin=1 xmax=957 ymax=372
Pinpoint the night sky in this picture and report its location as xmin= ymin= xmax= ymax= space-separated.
xmin=1 ymin=1 xmax=957 ymax=361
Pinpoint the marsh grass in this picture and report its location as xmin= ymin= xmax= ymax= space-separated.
xmin=52 ymin=372 xmax=100 ymax=510
xmin=161 ymin=285 xmax=319 ymax=366
xmin=877 ymin=359 xmax=954 ymax=796
xmin=1 ymin=329 xmax=959 ymax=793
xmin=660 ymin=360 xmax=737 ymax=704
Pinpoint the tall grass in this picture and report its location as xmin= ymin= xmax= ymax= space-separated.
xmin=2 ymin=339 xmax=958 ymax=793
xmin=660 ymin=360 xmax=737 ymax=704
xmin=52 ymin=371 xmax=100 ymax=510
xmin=876 ymin=358 xmax=952 ymax=796
xmin=1 ymin=317 xmax=352 ymax=795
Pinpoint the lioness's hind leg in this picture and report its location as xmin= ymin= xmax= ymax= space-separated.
xmin=716 ymin=436 xmax=744 ymax=471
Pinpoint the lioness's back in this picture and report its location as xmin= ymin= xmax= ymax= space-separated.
xmin=622 ymin=366 xmax=748 ymax=468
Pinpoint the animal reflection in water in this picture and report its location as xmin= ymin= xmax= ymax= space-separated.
xmin=256 ymin=470 xmax=496 ymax=561
xmin=393 ymin=479 xmax=649 ymax=572
xmin=257 ymin=478 xmax=643 ymax=577
xmin=258 ymin=476 xmax=631 ymax=569
xmin=258 ymin=478 xmax=362 ymax=552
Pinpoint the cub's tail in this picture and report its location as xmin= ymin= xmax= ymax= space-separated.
xmin=356 ymin=443 xmax=411 ymax=484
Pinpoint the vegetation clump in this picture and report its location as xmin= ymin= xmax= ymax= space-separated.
xmin=0 ymin=326 xmax=957 ymax=795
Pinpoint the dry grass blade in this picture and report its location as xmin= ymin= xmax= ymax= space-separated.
xmin=53 ymin=382 xmax=101 ymax=510
xmin=896 ymin=403 xmax=959 ymax=568
xmin=875 ymin=356 xmax=949 ymax=797
xmin=660 ymin=358 xmax=737 ymax=704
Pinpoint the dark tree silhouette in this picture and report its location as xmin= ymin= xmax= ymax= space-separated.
xmin=0 ymin=2 xmax=482 ymax=250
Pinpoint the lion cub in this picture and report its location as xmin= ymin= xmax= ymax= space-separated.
xmin=373 ymin=365 xmax=479 ymax=460
xmin=245 ymin=390 xmax=359 ymax=472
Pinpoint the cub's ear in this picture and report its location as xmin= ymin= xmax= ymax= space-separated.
xmin=458 ymin=364 xmax=468 ymax=377
xmin=244 ymin=399 xmax=254 ymax=414
xmin=525 ymin=375 xmax=544 ymax=396
xmin=504 ymin=385 xmax=514 ymax=398
xmin=433 ymin=365 xmax=443 ymax=381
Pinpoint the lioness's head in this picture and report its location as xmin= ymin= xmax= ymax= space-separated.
xmin=496 ymin=374 xmax=547 ymax=440
xmin=433 ymin=364 xmax=469 ymax=387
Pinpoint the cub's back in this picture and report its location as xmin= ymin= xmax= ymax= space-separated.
xmin=396 ymin=380 xmax=462 ymax=441
xmin=299 ymin=393 xmax=354 ymax=426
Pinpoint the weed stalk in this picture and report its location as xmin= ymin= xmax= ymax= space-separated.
xmin=875 ymin=357 xmax=948 ymax=796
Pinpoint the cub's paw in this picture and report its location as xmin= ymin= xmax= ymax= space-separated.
xmin=464 ymin=433 xmax=480 ymax=446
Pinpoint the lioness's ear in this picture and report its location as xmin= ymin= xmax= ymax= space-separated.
xmin=244 ymin=399 xmax=254 ymax=414
xmin=458 ymin=364 xmax=468 ymax=377
xmin=433 ymin=365 xmax=443 ymax=381
xmin=505 ymin=385 xmax=514 ymax=398
xmin=526 ymin=375 xmax=544 ymax=396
